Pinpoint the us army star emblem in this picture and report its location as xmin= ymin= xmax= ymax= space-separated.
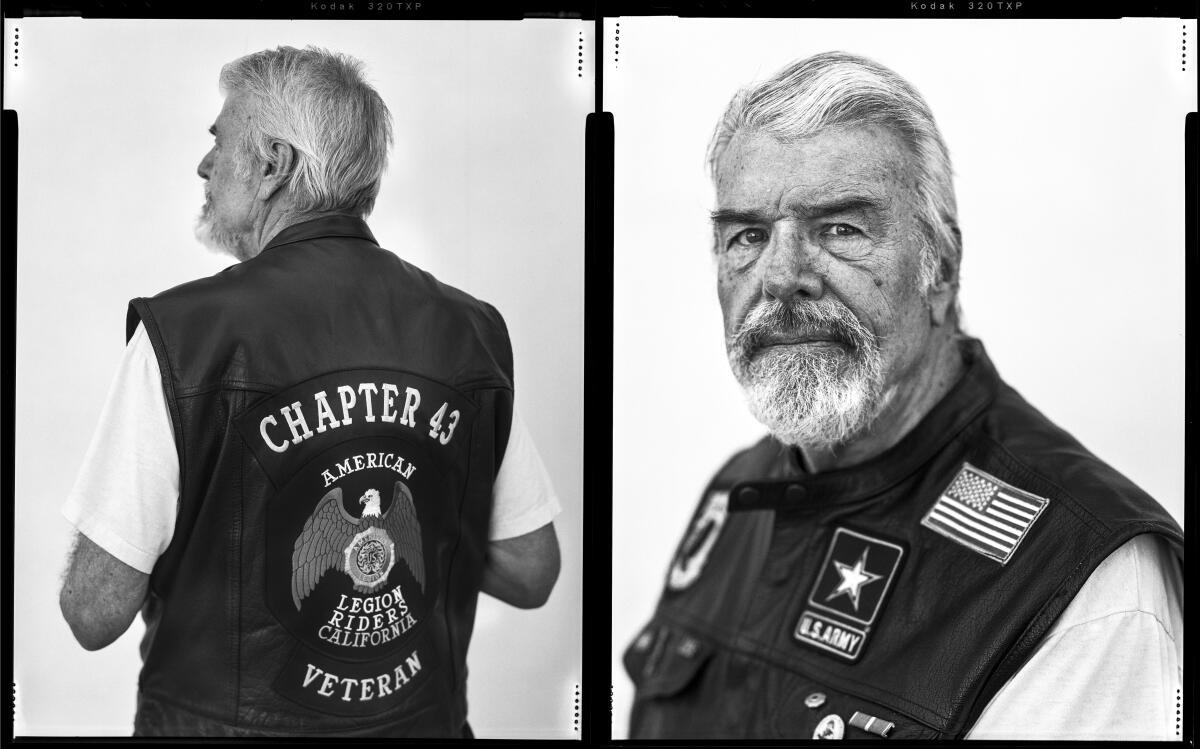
xmin=825 ymin=548 xmax=884 ymax=612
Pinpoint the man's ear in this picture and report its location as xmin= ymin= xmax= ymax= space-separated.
xmin=256 ymin=139 xmax=296 ymax=202
xmin=927 ymin=236 xmax=961 ymax=327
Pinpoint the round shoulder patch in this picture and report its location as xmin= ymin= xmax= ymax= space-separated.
xmin=667 ymin=489 xmax=730 ymax=591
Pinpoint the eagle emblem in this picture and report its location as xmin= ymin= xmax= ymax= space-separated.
xmin=291 ymin=481 xmax=426 ymax=610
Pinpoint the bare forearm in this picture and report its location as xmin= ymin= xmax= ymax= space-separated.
xmin=60 ymin=532 xmax=149 ymax=650
xmin=481 ymin=564 xmax=552 ymax=609
xmin=480 ymin=522 xmax=561 ymax=609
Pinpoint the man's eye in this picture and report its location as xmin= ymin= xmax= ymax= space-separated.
xmin=824 ymin=224 xmax=861 ymax=237
xmin=731 ymin=228 xmax=769 ymax=247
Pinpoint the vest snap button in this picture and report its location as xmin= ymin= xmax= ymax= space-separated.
xmin=804 ymin=692 xmax=826 ymax=709
xmin=737 ymin=486 xmax=760 ymax=506
xmin=785 ymin=483 xmax=807 ymax=502
xmin=813 ymin=713 xmax=844 ymax=739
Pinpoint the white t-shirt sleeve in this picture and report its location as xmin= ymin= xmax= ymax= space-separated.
xmin=62 ymin=322 xmax=181 ymax=574
xmin=488 ymin=407 xmax=561 ymax=541
xmin=967 ymin=534 xmax=1183 ymax=740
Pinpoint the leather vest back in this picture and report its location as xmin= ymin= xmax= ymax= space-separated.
xmin=624 ymin=341 xmax=1182 ymax=739
xmin=127 ymin=216 xmax=513 ymax=737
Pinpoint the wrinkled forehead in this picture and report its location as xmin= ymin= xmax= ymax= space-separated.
xmin=714 ymin=125 xmax=918 ymax=214
xmin=214 ymin=90 xmax=257 ymax=134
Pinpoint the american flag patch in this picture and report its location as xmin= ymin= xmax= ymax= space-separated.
xmin=921 ymin=463 xmax=1048 ymax=565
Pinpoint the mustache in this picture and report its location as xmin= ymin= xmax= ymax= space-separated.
xmin=731 ymin=300 xmax=875 ymax=361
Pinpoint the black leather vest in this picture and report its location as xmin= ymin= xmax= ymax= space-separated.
xmin=127 ymin=216 xmax=513 ymax=737
xmin=624 ymin=340 xmax=1182 ymax=740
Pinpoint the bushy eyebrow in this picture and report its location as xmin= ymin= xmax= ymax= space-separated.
xmin=799 ymin=196 xmax=886 ymax=218
xmin=710 ymin=208 xmax=773 ymax=226
xmin=711 ymin=196 xmax=886 ymax=228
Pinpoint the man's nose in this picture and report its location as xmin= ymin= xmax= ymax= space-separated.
xmin=197 ymin=150 xmax=213 ymax=181
xmin=761 ymin=223 xmax=825 ymax=302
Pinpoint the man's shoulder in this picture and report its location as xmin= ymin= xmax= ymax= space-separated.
xmin=710 ymin=434 xmax=784 ymax=485
xmin=127 ymin=268 xmax=243 ymax=342
xmin=975 ymin=379 xmax=1180 ymax=541
xmin=143 ymin=264 xmax=243 ymax=303
xmin=333 ymin=243 xmax=512 ymax=339
xmin=134 ymin=253 xmax=281 ymax=319
xmin=388 ymin=256 xmax=508 ymax=332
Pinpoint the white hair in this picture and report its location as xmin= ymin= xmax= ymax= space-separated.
xmin=708 ymin=52 xmax=961 ymax=298
xmin=219 ymin=46 xmax=394 ymax=217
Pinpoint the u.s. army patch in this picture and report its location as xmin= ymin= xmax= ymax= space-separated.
xmin=921 ymin=462 xmax=1049 ymax=565
xmin=794 ymin=528 xmax=904 ymax=661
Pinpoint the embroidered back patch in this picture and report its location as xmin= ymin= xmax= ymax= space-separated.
xmin=265 ymin=438 xmax=442 ymax=715
xmin=793 ymin=528 xmax=904 ymax=661
xmin=920 ymin=462 xmax=1049 ymax=565
xmin=235 ymin=368 xmax=478 ymax=715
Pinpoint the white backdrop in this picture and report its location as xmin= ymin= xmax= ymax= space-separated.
xmin=6 ymin=18 xmax=588 ymax=738
xmin=607 ymin=18 xmax=1192 ymax=738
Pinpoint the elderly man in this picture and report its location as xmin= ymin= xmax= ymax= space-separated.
xmin=623 ymin=52 xmax=1182 ymax=740
xmin=59 ymin=46 xmax=561 ymax=737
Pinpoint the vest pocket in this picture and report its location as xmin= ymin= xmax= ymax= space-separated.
xmin=624 ymin=621 xmax=719 ymax=738
xmin=624 ymin=622 xmax=713 ymax=697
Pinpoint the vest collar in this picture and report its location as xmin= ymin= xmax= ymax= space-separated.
xmin=741 ymin=338 xmax=1000 ymax=506
xmin=261 ymin=215 xmax=379 ymax=253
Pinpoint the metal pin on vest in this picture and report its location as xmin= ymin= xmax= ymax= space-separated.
xmin=813 ymin=713 xmax=844 ymax=739
xmin=676 ymin=636 xmax=700 ymax=658
xmin=848 ymin=710 xmax=894 ymax=737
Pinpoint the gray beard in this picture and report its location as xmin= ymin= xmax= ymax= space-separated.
xmin=195 ymin=203 xmax=256 ymax=262
xmin=727 ymin=300 xmax=885 ymax=449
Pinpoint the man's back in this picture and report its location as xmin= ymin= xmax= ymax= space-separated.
xmin=129 ymin=215 xmax=515 ymax=736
